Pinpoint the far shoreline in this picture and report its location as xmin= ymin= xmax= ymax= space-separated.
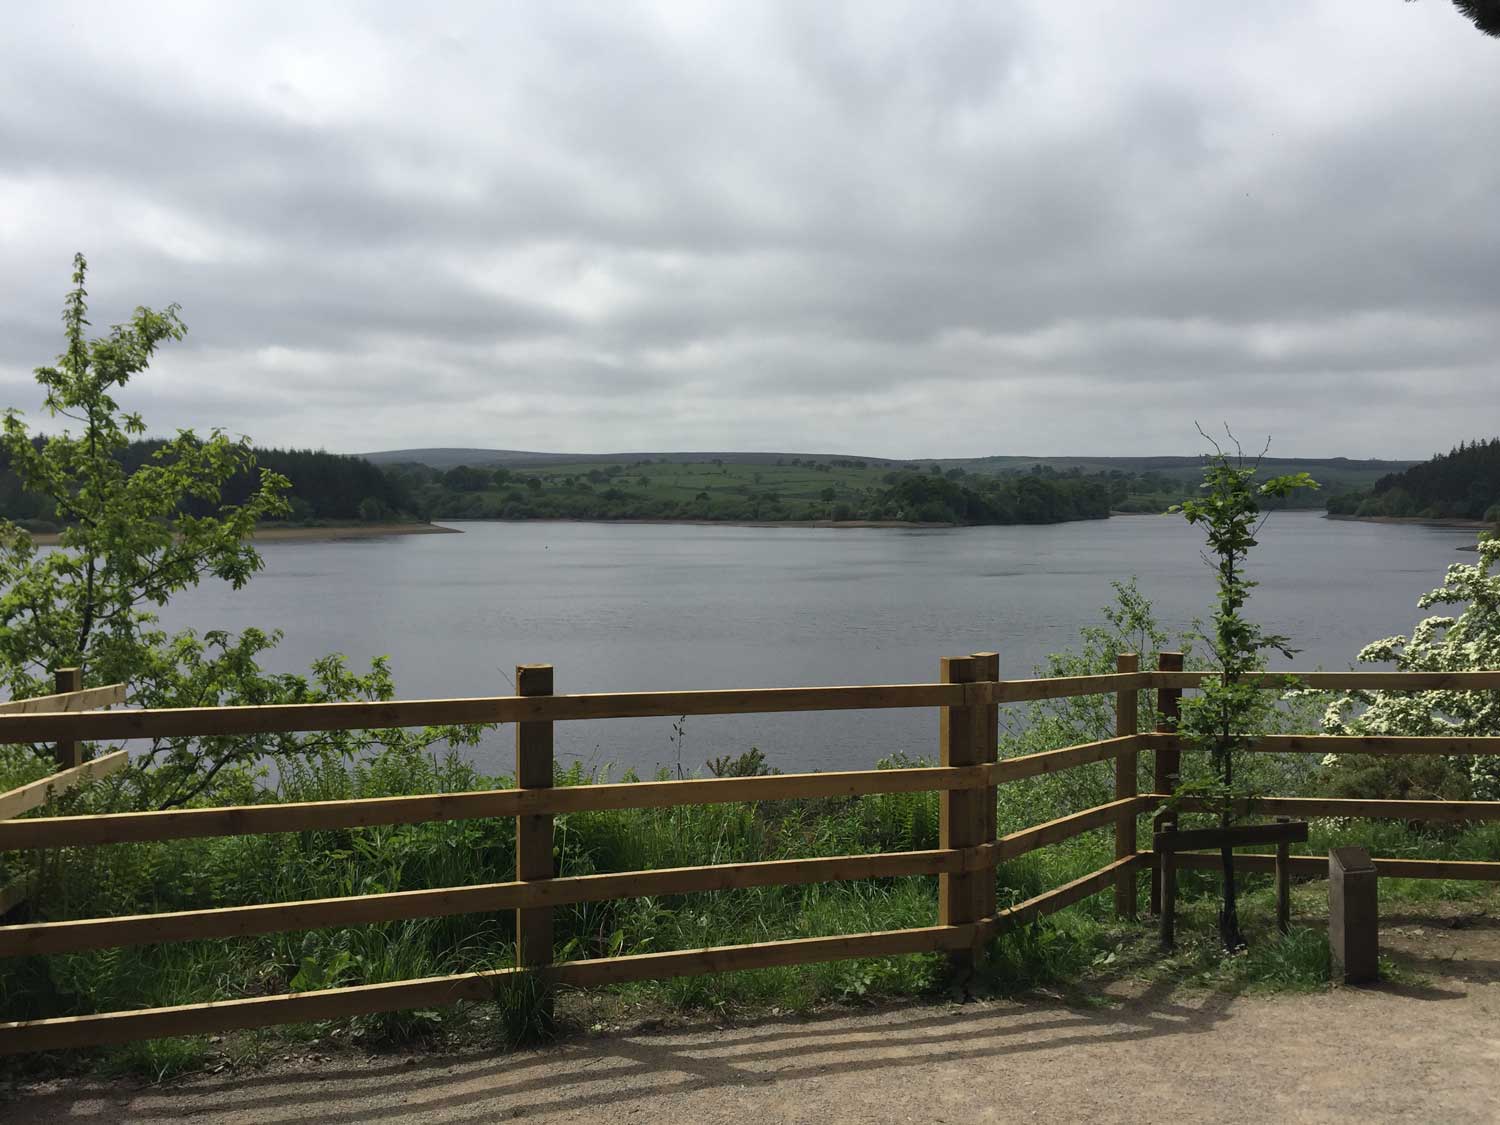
xmin=248 ymin=523 xmax=464 ymax=542
xmin=445 ymin=516 xmax=963 ymax=530
xmin=27 ymin=511 xmax=1488 ymax=545
xmin=26 ymin=522 xmax=463 ymax=546
xmin=1325 ymin=513 xmax=1491 ymax=530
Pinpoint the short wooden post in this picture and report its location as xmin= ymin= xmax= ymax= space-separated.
xmin=1150 ymin=652 xmax=1183 ymax=915
xmin=515 ymin=664 xmax=555 ymax=1016
xmin=972 ymin=651 xmax=1000 ymax=923
xmin=939 ymin=654 xmax=984 ymax=980
xmin=53 ymin=667 xmax=83 ymax=770
xmin=1113 ymin=652 xmax=1140 ymax=919
xmin=1275 ymin=817 xmax=1292 ymax=936
xmin=1329 ymin=846 xmax=1378 ymax=983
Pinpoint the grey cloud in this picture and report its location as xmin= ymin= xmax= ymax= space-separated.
xmin=1 ymin=1 xmax=1497 ymax=457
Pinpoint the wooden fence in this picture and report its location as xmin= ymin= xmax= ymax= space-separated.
xmin=0 ymin=657 xmax=1497 ymax=1055
xmin=0 ymin=670 xmax=127 ymax=916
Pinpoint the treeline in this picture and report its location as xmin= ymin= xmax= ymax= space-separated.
xmin=1326 ymin=438 xmax=1500 ymax=522
xmin=872 ymin=471 xmax=1111 ymax=523
xmin=0 ymin=439 xmax=1351 ymax=531
xmin=392 ymin=461 xmax=1112 ymax=525
xmin=0 ymin=440 xmax=410 ymax=529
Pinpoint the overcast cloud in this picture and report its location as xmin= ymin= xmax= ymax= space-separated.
xmin=2 ymin=2 xmax=1497 ymax=459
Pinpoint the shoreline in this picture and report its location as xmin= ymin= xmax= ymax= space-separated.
xmin=27 ymin=522 xmax=462 ymax=546
xmin=28 ymin=511 xmax=1486 ymax=543
xmin=249 ymin=523 xmax=463 ymax=542
xmin=445 ymin=516 xmax=961 ymax=530
xmin=1325 ymin=513 xmax=1491 ymax=530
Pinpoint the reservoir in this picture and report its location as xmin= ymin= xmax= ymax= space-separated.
xmin=160 ymin=513 xmax=1478 ymax=777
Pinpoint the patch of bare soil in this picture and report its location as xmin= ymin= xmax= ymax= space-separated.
xmin=7 ymin=910 xmax=1500 ymax=1124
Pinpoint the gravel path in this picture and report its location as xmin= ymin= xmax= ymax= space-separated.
xmin=7 ymin=917 xmax=1499 ymax=1123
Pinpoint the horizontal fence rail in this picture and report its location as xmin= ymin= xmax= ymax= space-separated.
xmin=0 ymin=796 xmax=1159 ymax=960
xmin=1154 ymin=670 xmax=1500 ymax=692
xmin=0 ymin=737 xmax=1144 ymax=850
xmin=1167 ymin=794 xmax=1500 ymax=823
xmin=998 ymin=795 xmax=1155 ymax=859
xmin=1163 ymin=852 xmax=1500 ymax=882
xmin=1144 ymin=733 xmax=1500 ymax=756
xmin=0 ymin=856 xmax=1150 ymax=1055
xmin=0 ymin=674 xmax=1162 ymax=745
xmin=0 ymin=660 xmax=1497 ymax=1056
xmin=0 ymin=923 xmax=984 ymax=1055
xmin=0 ymin=683 xmax=125 ymax=717
xmin=0 ymin=764 xmax=991 ymax=849
xmin=0 ymin=846 xmax=998 ymax=958
xmin=1 ymin=668 xmax=1493 ymax=746
xmin=0 ymin=750 xmax=129 ymax=822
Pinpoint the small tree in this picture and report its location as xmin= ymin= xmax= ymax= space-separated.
xmin=1002 ymin=578 xmax=1183 ymax=815
xmin=0 ymin=257 xmax=480 ymax=809
xmin=1171 ymin=431 xmax=1316 ymax=950
xmin=0 ymin=254 xmax=287 ymax=698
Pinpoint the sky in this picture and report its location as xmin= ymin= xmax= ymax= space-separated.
xmin=2 ymin=2 xmax=1497 ymax=461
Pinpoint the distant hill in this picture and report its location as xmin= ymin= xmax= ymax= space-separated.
xmin=359 ymin=448 xmax=902 ymax=470
xmin=360 ymin=447 xmax=1414 ymax=496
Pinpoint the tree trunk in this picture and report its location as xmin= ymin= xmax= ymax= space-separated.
xmin=1217 ymin=705 xmax=1243 ymax=951
xmin=1219 ymin=841 xmax=1244 ymax=950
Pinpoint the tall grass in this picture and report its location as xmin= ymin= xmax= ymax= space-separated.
xmin=4 ymin=734 xmax=1499 ymax=1079
xmin=0 ymin=746 xmax=1098 ymax=1063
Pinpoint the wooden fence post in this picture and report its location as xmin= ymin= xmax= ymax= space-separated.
xmin=1150 ymin=651 xmax=1183 ymax=915
xmin=973 ymin=652 xmax=1000 ymax=922
xmin=1329 ymin=846 xmax=1378 ymax=983
xmin=515 ymin=664 xmax=555 ymax=1017
xmin=939 ymin=654 xmax=983 ymax=979
xmin=53 ymin=668 xmax=83 ymax=770
xmin=1113 ymin=653 xmax=1140 ymax=918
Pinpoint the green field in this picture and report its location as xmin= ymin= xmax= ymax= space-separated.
xmin=375 ymin=450 xmax=1412 ymax=521
xmin=387 ymin=455 xmax=1115 ymax=524
xmin=515 ymin=457 xmax=887 ymax=515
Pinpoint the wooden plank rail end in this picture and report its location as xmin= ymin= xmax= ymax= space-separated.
xmin=1153 ymin=821 xmax=1309 ymax=853
xmin=0 ymin=682 xmax=126 ymax=717
xmin=0 ymin=750 xmax=131 ymax=822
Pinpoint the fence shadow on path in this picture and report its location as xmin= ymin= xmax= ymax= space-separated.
xmin=10 ymin=979 xmax=1259 ymax=1124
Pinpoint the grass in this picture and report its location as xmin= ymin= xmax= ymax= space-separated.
xmin=2 ymin=738 xmax=1498 ymax=1082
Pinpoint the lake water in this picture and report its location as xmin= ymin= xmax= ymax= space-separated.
xmin=160 ymin=514 xmax=1478 ymax=777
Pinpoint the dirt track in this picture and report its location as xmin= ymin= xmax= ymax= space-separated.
xmin=7 ymin=916 xmax=1499 ymax=1123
